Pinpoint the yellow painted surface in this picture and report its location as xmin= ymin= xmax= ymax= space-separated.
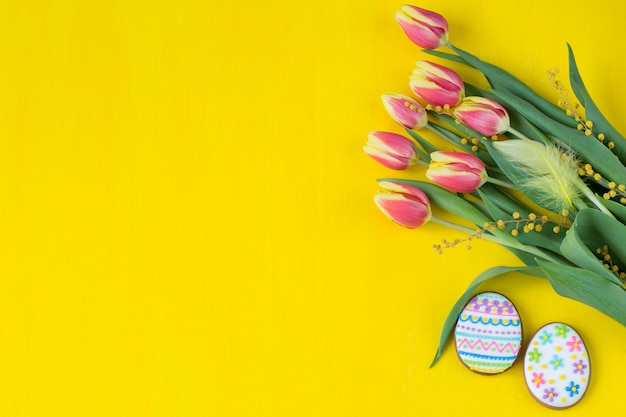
xmin=0 ymin=0 xmax=625 ymax=415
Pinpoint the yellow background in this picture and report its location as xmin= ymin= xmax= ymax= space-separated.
xmin=0 ymin=0 xmax=625 ymax=415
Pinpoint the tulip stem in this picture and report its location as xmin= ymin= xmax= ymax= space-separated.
xmin=425 ymin=124 xmax=458 ymax=148
xmin=430 ymin=216 xmax=565 ymax=264
xmin=424 ymin=123 xmax=490 ymax=157
xmin=485 ymin=176 xmax=516 ymax=190
xmin=506 ymin=127 xmax=534 ymax=141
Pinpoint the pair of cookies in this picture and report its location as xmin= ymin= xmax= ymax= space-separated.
xmin=454 ymin=292 xmax=590 ymax=409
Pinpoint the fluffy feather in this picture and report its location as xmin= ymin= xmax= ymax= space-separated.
xmin=492 ymin=139 xmax=581 ymax=214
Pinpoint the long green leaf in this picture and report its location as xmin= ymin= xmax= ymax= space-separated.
xmin=426 ymin=122 xmax=496 ymax=166
xmin=538 ymin=259 xmax=626 ymax=327
xmin=490 ymin=88 xmax=626 ymax=187
xmin=404 ymin=128 xmax=439 ymax=157
xmin=421 ymin=49 xmax=469 ymax=65
xmin=560 ymin=208 xmax=626 ymax=286
xmin=477 ymin=187 xmax=565 ymax=256
xmin=567 ymin=44 xmax=626 ymax=163
xmin=447 ymin=44 xmax=578 ymax=128
xmin=600 ymin=199 xmax=626 ymax=224
xmin=430 ymin=265 xmax=544 ymax=367
xmin=474 ymin=183 xmax=524 ymax=215
xmin=429 ymin=111 xmax=491 ymax=142
xmin=501 ymin=248 xmax=540 ymax=267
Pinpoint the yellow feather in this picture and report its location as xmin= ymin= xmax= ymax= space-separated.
xmin=492 ymin=139 xmax=581 ymax=214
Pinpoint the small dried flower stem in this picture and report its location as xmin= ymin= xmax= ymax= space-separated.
xmin=429 ymin=216 xmax=564 ymax=264
xmin=489 ymin=211 xmax=569 ymax=236
xmin=596 ymin=245 xmax=626 ymax=282
xmin=548 ymin=69 xmax=614 ymax=148
xmin=579 ymin=164 xmax=626 ymax=204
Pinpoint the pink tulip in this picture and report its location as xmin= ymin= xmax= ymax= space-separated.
xmin=426 ymin=151 xmax=487 ymax=193
xmin=374 ymin=180 xmax=432 ymax=228
xmin=395 ymin=5 xmax=448 ymax=50
xmin=410 ymin=61 xmax=465 ymax=108
xmin=382 ymin=93 xmax=428 ymax=129
xmin=363 ymin=131 xmax=419 ymax=170
xmin=453 ymin=96 xmax=510 ymax=136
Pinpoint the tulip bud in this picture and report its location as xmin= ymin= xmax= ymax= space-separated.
xmin=410 ymin=61 xmax=465 ymax=108
xmin=363 ymin=131 xmax=419 ymax=170
xmin=374 ymin=180 xmax=432 ymax=228
xmin=426 ymin=151 xmax=488 ymax=193
xmin=381 ymin=93 xmax=428 ymax=129
xmin=395 ymin=5 xmax=448 ymax=50
xmin=453 ymin=96 xmax=510 ymax=136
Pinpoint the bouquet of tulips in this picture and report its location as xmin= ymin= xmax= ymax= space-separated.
xmin=364 ymin=5 xmax=626 ymax=366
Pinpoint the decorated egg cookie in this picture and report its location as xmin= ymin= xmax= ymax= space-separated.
xmin=454 ymin=292 xmax=522 ymax=374
xmin=523 ymin=322 xmax=590 ymax=408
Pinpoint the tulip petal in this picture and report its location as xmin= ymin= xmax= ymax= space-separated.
xmin=395 ymin=6 xmax=448 ymax=50
xmin=426 ymin=151 xmax=488 ymax=193
xmin=453 ymin=97 xmax=510 ymax=136
xmin=377 ymin=180 xmax=430 ymax=204
xmin=363 ymin=145 xmax=412 ymax=170
xmin=381 ymin=93 xmax=428 ymax=129
xmin=426 ymin=166 xmax=485 ymax=193
xmin=374 ymin=192 xmax=432 ymax=229
xmin=410 ymin=61 xmax=464 ymax=107
xmin=431 ymin=151 xmax=485 ymax=171
xmin=415 ymin=61 xmax=463 ymax=90
xmin=367 ymin=132 xmax=415 ymax=158
xmin=364 ymin=132 xmax=418 ymax=170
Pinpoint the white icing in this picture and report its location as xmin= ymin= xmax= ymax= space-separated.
xmin=523 ymin=322 xmax=590 ymax=408
xmin=454 ymin=292 xmax=522 ymax=374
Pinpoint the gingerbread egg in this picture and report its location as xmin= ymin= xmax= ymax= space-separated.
xmin=523 ymin=322 xmax=590 ymax=408
xmin=454 ymin=292 xmax=522 ymax=374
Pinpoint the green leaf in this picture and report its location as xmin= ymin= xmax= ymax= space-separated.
xmin=421 ymin=49 xmax=469 ymax=65
xmin=429 ymin=112 xmax=484 ymax=140
xmin=405 ymin=128 xmax=439 ymax=158
xmin=567 ymin=44 xmax=626 ymax=163
xmin=513 ymin=116 xmax=553 ymax=145
xmin=426 ymin=122 xmax=496 ymax=166
xmin=599 ymin=199 xmax=626 ymax=224
xmin=489 ymin=88 xmax=626 ymax=187
xmin=474 ymin=183 xmax=524 ymax=215
xmin=538 ymin=259 xmax=626 ymax=327
xmin=411 ymin=145 xmax=429 ymax=163
xmin=500 ymin=248 xmax=539 ymax=267
xmin=560 ymin=208 xmax=626 ymax=286
xmin=477 ymin=186 xmax=565 ymax=256
xmin=447 ymin=44 xmax=577 ymax=128
xmin=430 ymin=265 xmax=544 ymax=367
